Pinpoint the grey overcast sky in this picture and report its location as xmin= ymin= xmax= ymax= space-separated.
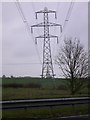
xmin=1 ymin=1 xmax=88 ymax=77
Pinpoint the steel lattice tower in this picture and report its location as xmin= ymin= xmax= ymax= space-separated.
xmin=31 ymin=7 xmax=62 ymax=78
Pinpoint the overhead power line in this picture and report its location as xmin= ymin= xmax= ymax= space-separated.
xmin=15 ymin=0 xmax=27 ymax=22
xmin=59 ymin=1 xmax=75 ymax=40
xmin=31 ymin=3 xmax=42 ymax=45
xmin=15 ymin=0 xmax=42 ymax=65
xmin=51 ymin=1 xmax=74 ymax=62
xmin=63 ymin=0 xmax=74 ymax=31
xmin=52 ymin=2 xmax=61 ymax=58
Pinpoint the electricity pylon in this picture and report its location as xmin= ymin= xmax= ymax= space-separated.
xmin=31 ymin=7 xmax=62 ymax=78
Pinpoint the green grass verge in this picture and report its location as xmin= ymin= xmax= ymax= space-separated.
xmin=2 ymin=104 xmax=89 ymax=119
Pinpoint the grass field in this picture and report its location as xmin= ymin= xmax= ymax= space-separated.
xmin=1 ymin=77 xmax=88 ymax=100
xmin=2 ymin=87 xmax=88 ymax=100
xmin=2 ymin=77 xmax=67 ymax=89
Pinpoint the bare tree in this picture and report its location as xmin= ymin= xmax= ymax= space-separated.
xmin=56 ymin=37 xmax=88 ymax=95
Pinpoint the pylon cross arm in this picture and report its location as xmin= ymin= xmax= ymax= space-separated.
xmin=35 ymin=9 xmax=57 ymax=19
xmin=35 ymin=35 xmax=59 ymax=44
xmin=31 ymin=22 xmax=61 ymax=27
xmin=31 ymin=22 xmax=62 ymax=33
